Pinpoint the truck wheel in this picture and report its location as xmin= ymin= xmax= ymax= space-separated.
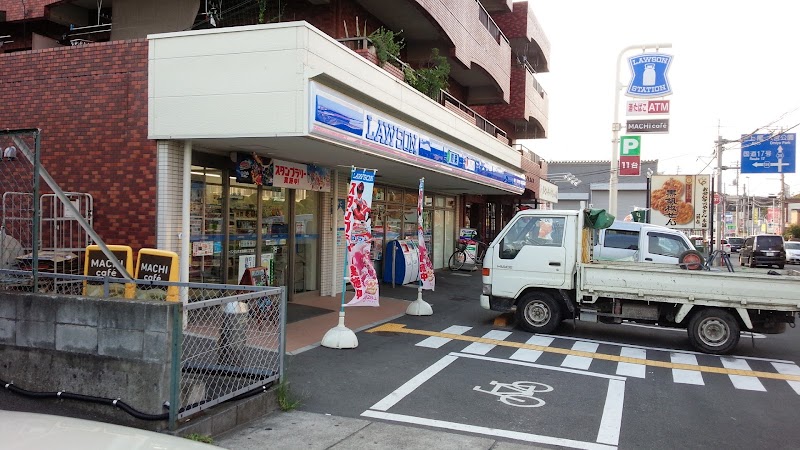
xmin=516 ymin=292 xmax=563 ymax=334
xmin=678 ymin=250 xmax=704 ymax=270
xmin=687 ymin=308 xmax=740 ymax=354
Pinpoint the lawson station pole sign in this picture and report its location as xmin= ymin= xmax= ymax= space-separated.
xmin=626 ymin=53 xmax=673 ymax=98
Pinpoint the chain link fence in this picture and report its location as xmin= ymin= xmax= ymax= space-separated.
xmin=0 ymin=269 xmax=286 ymax=427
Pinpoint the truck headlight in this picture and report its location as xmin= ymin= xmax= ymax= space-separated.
xmin=482 ymin=284 xmax=492 ymax=295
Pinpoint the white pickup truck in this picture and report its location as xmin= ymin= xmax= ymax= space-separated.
xmin=480 ymin=209 xmax=800 ymax=354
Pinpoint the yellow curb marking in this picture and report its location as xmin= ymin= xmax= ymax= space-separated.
xmin=367 ymin=323 xmax=800 ymax=382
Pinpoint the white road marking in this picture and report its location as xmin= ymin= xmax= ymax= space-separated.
xmin=532 ymin=331 xmax=791 ymax=364
xmin=771 ymin=362 xmax=800 ymax=395
xmin=596 ymin=379 xmax=626 ymax=446
xmin=361 ymin=410 xmax=617 ymax=450
xmin=510 ymin=335 xmax=555 ymax=363
xmin=616 ymin=347 xmax=647 ymax=379
xmin=562 ymin=341 xmax=599 ymax=370
xmin=670 ymin=353 xmax=705 ymax=385
xmin=462 ymin=330 xmax=512 ymax=355
xmin=720 ymin=358 xmax=766 ymax=391
xmin=453 ymin=352 xmax=625 ymax=381
xmin=369 ymin=355 xmax=458 ymax=411
xmin=416 ymin=325 xmax=472 ymax=348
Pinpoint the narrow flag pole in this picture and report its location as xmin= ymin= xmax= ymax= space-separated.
xmin=322 ymin=167 xmax=358 ymax=349
xmin=407 ymin=177 xmax=433 ymax=316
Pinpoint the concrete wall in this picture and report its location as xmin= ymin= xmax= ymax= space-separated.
xmin=0 ymin=291 xmax=176 ymax=426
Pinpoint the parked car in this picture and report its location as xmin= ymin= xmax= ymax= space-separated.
xmin=720 ymin=239 xmax=732 ymax=254
xmin=593 ymin=221 xmax=696 ymax=264
xmin=739 ymin=234 xmax=786 ymax=269
xmin=727 ymin=236 xmax=745 ymax=253
xmin=786 ymin=241 xmax=800 ymax=265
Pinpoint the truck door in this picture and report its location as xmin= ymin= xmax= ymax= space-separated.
xmin=491 ymin=215 xmax=569 ymax=297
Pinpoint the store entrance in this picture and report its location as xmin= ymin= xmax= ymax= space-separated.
xmin=189 ymin=163 xmax=319 ymax=297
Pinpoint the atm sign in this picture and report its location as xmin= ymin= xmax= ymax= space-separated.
xmin=626 ymin=100 xmax=670 ymax=116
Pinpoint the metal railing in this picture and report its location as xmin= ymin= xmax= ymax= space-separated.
xmin=476 ymin=0 xmax=509 ymax=44
xmin=0 ymin=269 xmax=286 ymax=428
xmin=439 ymin=90 xmax=508 ymax=141
xmin=519 ymin=59 xmax=547 ymax=98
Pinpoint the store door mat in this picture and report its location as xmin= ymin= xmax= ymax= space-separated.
xmin=286 ymin=303 xmax=334 ymax=324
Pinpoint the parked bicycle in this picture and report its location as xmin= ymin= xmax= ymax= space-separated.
xmin=448 ymin=238 xmax=488 ymax=271
xmin=679 ymin=249 xmax=734 ymax=272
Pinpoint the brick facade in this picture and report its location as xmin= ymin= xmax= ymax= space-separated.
xmin=0 ymin=40 xmax=156 ymax=252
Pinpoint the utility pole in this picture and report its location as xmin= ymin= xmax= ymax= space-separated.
xmin=780 ymin=172 xmax=785 ymax=235
xmin=734 ymin=165 xmax=740 ymax=236
xmin=715 ymin=134 xmax=724 ymax=252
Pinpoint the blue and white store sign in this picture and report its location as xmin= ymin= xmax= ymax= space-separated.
xmin=626 ymin=53 xmax=673 ymax=98
xmin=308 ymin=83 xmax=525 ymax=193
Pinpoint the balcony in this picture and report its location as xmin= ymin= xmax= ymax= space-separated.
xmin=491 ymin=1 xmax=551 ymax=73
xmin=485 ymin=60 xmax=548 ymax=140
xmin=353 ymin=0 xmax=512 ymax=104
xmin=339 ymin=36 xmax=509 ymax=145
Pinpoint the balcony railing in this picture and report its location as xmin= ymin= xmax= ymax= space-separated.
xmin=519 ymin=59 xmax=546 ymax=99
xmin=514 ymin=144 xmax=545 ymax=166
xmin=477 ymin=0 xmax=510 ymax=44
xmin=439 ymin=90 xmax=508 ymax=142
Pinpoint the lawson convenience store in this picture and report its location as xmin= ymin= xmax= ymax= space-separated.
xmin=147 ymin=23 xmax=525 ymax=300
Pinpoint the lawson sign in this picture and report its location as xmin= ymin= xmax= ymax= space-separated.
xmin=626 ymin=53 xmax=673 ymax=98
xmin=308 ymin=83 xmax=525 ymax=193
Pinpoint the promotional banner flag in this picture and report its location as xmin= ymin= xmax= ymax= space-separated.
xmin=345 ymin=168 xmax=380 ymax=306
xmin=417 ymin=178 xmax=435 ymax=290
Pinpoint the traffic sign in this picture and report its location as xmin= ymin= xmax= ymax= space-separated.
xmin=626 ymin=53 xmax=673 ymax=98
xmin=740 ymin=133 xmax=796 ymax=174
xmin=619 ymin=136 xmax=641 ymax=156
xmin=713 ymin=193 xmax=721 ymax=205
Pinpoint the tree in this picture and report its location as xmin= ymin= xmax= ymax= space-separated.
xmin=785 ymin=223 xmax=800 ymax=240
xmin=404 ymin=48 xmax=450 ymax=100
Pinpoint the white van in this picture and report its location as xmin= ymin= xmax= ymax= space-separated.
xmin=593 ymin=221 xmax=696 ymax=264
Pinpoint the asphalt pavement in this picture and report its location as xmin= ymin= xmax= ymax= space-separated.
xmin=214 ymin=268 xmax=539 ymax=449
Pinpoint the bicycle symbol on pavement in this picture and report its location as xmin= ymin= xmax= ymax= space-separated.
xmin=473 ymin=380 xmax=554 ymax=408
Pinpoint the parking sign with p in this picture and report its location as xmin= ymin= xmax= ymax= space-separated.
xmin=619 ymin=136 xmax=641 ymax=176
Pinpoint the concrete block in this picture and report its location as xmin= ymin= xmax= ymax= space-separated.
xmin=56 ymin=324 xmax=98 ymax=353
xmin=98 ymin=301 xmax=146 ymax=330
xmin=144 ymin=303 xmax=171 ymax=332
xmin=18 ymin=296 xmax=57 ymax=322
xmin=0 ymin=293 xmax=17 ymax=318
xmin=143 ymin=330 xmax=169 ymax=362
xmin=98 ymin=328 xmax=143 ymax=359
xmin=56 ymin=298 xmax=99 ymax=326
xmin=0 ymin=318 xmax=15 ymax=343
xmin=16 ymin=320 xmax=55 ymax=349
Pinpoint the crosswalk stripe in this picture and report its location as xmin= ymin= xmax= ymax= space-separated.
xmin=561 ymin=341 xmax=599 ymax=370
xmin=771 ymin=362 xmax=800 ymax=395
xmin=721 ymin=358 xmax=766 ymax=391
xmin=462 ymin=330 xmax=512 ymax=355
xmin=416 ymin=325 xmax=472 ymax=348
xmin=616 ymin=347 xmax=647 ymax=378
xmin=671 ymin=353 xmax=705 ymax=385
xmin=510 ymin=336 xmax=554 ymax=363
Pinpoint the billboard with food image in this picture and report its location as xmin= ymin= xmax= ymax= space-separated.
xmin=650 ymin=175 xmax=710 ymax=229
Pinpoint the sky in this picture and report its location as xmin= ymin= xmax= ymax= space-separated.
xmin=521 ymin=0 xmax=800 ymax=197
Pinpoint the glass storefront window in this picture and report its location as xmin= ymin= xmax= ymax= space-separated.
xmin=435 ymin=196 xmax=445 ymax=208
xmin=433 ymin=209 xmax=445 ymax=269
xmin=387 ymin=188 xmax=403 ymax=203
xmin=295 ymin=190 xmax=319 ymax=293
xmin=189 ymin=167 xmax=224 ymax=283
xmin=262 ymin=187 xmax=288 ymax=287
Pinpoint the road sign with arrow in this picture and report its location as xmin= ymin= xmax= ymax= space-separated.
xmin=740 ymin=133 xmax=796 ymax=174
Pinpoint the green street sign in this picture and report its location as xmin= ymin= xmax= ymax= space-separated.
xmin=620 ymin=136 xmax=641 ymax=156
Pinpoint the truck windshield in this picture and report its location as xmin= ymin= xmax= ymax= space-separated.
xmin=499 ymin=216 xmax=566 ymax=259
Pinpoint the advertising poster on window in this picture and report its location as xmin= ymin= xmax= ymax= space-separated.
xmin=649 ymin=175 xmax=710 ymax=229
xmin=417 ymin=178 xmax=435 ymax=290
xmin=345 ymin=167 xmax=380 ymax=306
